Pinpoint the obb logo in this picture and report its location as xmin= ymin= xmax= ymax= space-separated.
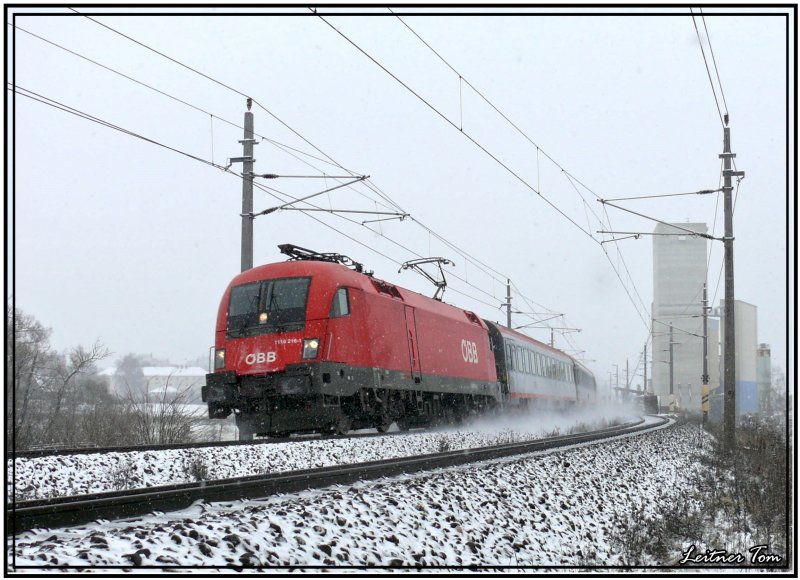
xmin=245 ymin=352 xmax=277 ymax=365
xmin=461 ymin=339 xmax=479 ymax=364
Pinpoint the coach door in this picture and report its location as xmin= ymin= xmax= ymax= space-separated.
xmin=404 ymin=306 xmax=421 ymax=383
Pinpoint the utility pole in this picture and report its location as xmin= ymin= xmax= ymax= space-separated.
xmin=721 ymin=123 xmax=744 ymax=452
xmin=643 ymin=342 xmax=648 ymax=394
xmin=625 ymin=359 xmax=629 ymax=401
xmin=240 ymin=99 xmax=257 ymax=272
xmin=669 ymin=323 xmax=675 ymax=411
xmin=504 ymin=279 xmax=512 ymax=328
xmin=701 ymin=283 xmax=710 ymax=426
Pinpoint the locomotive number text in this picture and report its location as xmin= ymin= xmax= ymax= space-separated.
xmin=461 ymin=340 xmax=479 ymax=364
xmin=245 ymin=352 xmax=277 ymax=365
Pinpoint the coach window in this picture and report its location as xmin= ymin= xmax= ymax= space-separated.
xmin=330 ymin=288 xmax=350 ymax=318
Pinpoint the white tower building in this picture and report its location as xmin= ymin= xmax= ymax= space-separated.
xmin=651 ymin=222 xmax=708 ymax=413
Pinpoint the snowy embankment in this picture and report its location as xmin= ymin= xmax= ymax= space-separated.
xmin=9 ymin=418 xmax=706 ymax=568
xmin=9 ymin=405 xmax=636 ymax=502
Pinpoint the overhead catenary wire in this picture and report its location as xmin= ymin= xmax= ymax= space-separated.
xmin=699 ymin=8 xmax=730 ymax=120
xmin=314 ymin=11 xmax=597 ymax=241
xmin=601 ymin=188 xmax=722 ymax=203
xmin=67 ymin=9 xmax=409 ymax=217
xmin=690 ymin=7 xmax=726 ymax=127
xmin=11 ymin=84 xmax=230 ymax=173
xmin=10 ymin=22 xmax=404 ymax=216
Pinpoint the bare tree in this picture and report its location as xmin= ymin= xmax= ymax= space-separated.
xmin=8 ymin=305 xmax=54 ymax=449
xmin=41 ymin=341 xmax=111 ymax=443
xmin=114 ymin=353 xmax=147 ymax=397
xmin=8 ymin=305 xmax=110 ymax=450
xmin=120 ymin=371 xmax=198 ymax=445
xmin=771 ymin=366 xmax=787 ymax=417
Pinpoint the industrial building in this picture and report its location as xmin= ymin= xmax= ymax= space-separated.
xmin=651 ymin=222 xmax=709 ymax=413
xmin=719 ymin=299 xmax=759 ymax=415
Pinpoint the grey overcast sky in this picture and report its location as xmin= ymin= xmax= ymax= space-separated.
xmin=8 ymin=5 xmax=793 ymax=389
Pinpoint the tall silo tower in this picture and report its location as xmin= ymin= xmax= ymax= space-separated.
xmin=651 ymin=222 xmax=708 ymax=413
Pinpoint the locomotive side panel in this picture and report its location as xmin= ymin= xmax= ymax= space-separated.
xmin=359 ymin=291 xmax=416 ymax=374
xmin=412 ymin=308 xmax=498 ymax=393
xmin=323 ymin=287 xmax=364 ymax=364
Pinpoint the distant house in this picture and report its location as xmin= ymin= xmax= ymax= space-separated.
xmin=143 ymin=367 xmax=207 ymax=403
xmin=99 ymin=366 xmax=207 ymax=403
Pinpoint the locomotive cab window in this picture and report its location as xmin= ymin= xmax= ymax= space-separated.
xmin=329 ymin=288 xmax=350 ymax=318
xmin=227 ymin=276 xmax=311 ymax=338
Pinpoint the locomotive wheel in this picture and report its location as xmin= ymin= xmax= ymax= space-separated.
xmin=376 ymin=416 xmax=393 ymax=433
xmin=334 ymin=414 xmax=352 ymax=436
xmin=396 ymin=418 xmax=411 ymax=432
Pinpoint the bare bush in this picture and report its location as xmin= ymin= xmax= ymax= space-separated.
xmin=119 ymin=379 xmax=198 ymax=445
xmin=107 ymin=457 xmax=139 ymax=490
xmin=182 ymin=453 xmax=211 ymax=482
xmin=613 ymin=420 xmax=789 ymax=566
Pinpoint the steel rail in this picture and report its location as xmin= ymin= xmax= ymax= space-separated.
xmin=7 ymin=416 xmax=667 ymax=536
xmin=9 ymin=429 xmax=409 ymax=460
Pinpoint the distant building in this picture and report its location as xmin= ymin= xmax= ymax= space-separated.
xmin=719 ymin=299 xmax=759 ymax=415
xmin=100 ymin=366 xmax=207 ymax=403
xmin=651 ymin=222 xmax=708 ymax=413
xmin=142 ymin=367 xmax=207 ymax=403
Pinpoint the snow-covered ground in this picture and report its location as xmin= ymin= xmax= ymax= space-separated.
xmin=8 ymin=417 xmax=707 ymax=569
xmin=8 ymin=404 xmax=637 ymax=501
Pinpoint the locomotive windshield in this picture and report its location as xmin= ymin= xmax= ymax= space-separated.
xmin=227 ymin=277 xmax=311 ymax=338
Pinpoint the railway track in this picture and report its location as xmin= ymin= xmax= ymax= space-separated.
xmin=9 ymin=429 xmax=409 ymax=460
xmin=7 ymin=415 xmax=669 ymax=536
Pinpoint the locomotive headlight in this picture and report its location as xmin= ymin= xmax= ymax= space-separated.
xmin=259 ymin=312 xmax=269 ymax=324
xmin=302 ymin=338 xmax=320 ymax=359
xmin=214 ymin=348 xmax=226 ymax=370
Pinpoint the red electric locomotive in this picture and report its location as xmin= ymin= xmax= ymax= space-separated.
xmin=202 ymin=244 xmax=596 ymax=439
